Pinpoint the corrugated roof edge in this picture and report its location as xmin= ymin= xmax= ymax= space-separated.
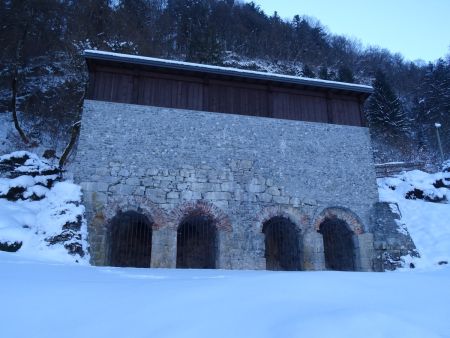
xmin=84 ymin=49 xmax=373 ymax=94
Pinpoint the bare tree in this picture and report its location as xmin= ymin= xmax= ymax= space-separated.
xmin=10 ymin=24 xmax=30 ymax=144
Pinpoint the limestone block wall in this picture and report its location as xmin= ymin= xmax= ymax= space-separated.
xmin=74 ymin=100 xmax=380 ymax=271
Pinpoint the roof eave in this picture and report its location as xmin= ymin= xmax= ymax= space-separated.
xmin=84 ymin=50 xmax=374 ymax=95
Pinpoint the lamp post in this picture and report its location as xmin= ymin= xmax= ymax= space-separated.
xmin=435 ymin=122 xmax=444 ymax=162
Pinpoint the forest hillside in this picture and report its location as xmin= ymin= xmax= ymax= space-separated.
xmin=1 ymin=0 xmax=449 ymax=166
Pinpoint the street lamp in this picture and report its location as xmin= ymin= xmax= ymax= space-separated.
xmin=435 ymin=122 xmax=444 ymax=162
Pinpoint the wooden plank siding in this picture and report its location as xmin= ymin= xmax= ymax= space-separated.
xmin=206 ymin=80 xmax=269 ymax=117
xmin=86 ymin=62 xmax=368 ymax=127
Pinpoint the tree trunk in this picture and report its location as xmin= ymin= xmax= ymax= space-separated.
xmin=59 ymin=121 xmax=81 ymax=169
xmin=11 ymin=66 xmax=29 ymax=144
xmin=59 ymin=85 xmax=86 ymax=170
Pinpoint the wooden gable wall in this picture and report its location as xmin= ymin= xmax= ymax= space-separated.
xmin=87 ymin=61 xmax=368 ymax=127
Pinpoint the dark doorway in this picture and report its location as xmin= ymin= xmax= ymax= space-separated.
xmin=109 ymin=211 xmax=153 ymax=268
xmin=176 ymin=214 xmax=216 ymax=269
xmin=318 ymin=217 xmax=355 ymax=271
xmin=262 ymin=217 xmax=302 ymax=271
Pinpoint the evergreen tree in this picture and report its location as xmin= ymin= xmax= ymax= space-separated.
xmin=419 ymin=60 xmax=450 ymax=157
xmin=166 ymin=0 xmax=223 ymax=63
xmin=337 ymin=66 xmax=355 ymax=83
xmin=318 ymin=66 xmax=330 ymax=80
xmin=366 ymin=70 xmax=410 ymax=135
xmin=301 ymin=64 xmax=315 ymax=78
xmin=422 ymin=60 xmax=450 ymax=124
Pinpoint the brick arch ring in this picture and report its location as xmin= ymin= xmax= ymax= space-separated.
xmin=167 ymin=200 xmax=232 ymax=232
xmin=312 ymin=207 xmax=364 ymax=235
xmin=102 ymin=195 xmax=166 ymax=230
xmin=255 ymin=205 xmax=309 ymax=233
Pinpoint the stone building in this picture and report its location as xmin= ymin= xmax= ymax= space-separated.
xmin=75 ymin=50 xmax=381 ymax=271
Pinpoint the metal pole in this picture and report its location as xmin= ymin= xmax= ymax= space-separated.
xmin=435 ymin=123 xmax=444 ymax=162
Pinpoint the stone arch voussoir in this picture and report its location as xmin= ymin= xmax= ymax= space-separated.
xmin=256 ymin=205 xmax=309 ymax=233
xmin=103 ymin=195 xmax=166 ymax=230
xmin=168 ymin=200 xmax=232 ymax=232
xmin=313 ymin=207 xmax=364 ymax=234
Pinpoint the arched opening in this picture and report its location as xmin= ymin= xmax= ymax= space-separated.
xmin=318 ymin=217 xmax=355 ymax=271
xmin=262 ymin=216 xmax=301 ymax=271
xmin=109 ymin=210 xmax=153 ymax=268
xmin=176 ymin=214 xmax=216 ymax=269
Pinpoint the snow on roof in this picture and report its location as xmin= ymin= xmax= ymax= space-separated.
xmin=84 ymin=49 xmax=373 ymax=95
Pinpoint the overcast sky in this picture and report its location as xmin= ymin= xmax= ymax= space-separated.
xmin=247 ymin=0 xmax=450 ymax=62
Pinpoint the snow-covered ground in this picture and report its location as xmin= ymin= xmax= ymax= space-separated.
xmin=1 ymin=252 xmax=449 ymax=338
xmin=1 ymin=154 xmax=450 ymax=337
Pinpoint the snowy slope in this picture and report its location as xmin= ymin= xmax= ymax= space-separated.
xmin=378 ymin=167 xmax=450 ymax=269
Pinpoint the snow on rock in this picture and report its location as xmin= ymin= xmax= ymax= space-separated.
xmin=379 ymin=169 xmax=450 ymax=203
xmin=443 ymin=160 xmax=450 ymax=172
xmin=0 ymin=150 xmax=57 ymax=176
xmin=0 ymin=175 xmax=35 ymax=196
xmin=0 ymin=151 xmax=89 ymax=263
xmin=378 ymin=166 xmax=450 ymax=269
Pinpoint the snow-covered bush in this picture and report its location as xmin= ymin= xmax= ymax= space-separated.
xmin=0 ymin=151 xmax=89 ymax=263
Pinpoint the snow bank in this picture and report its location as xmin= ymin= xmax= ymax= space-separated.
xmin=0 ymin=152 xmax=88 ymax=263
xmin=378 ymin=167 xmax=450 ymax=270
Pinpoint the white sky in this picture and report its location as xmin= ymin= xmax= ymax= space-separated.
xmin=246 ymin=0 xmax=450 ymax=62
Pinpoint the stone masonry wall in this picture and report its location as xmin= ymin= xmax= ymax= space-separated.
xmin=74 ymin=100 xmax=380 ymax=271
xmin=372 ymin=202 xmax=419 ymax=271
